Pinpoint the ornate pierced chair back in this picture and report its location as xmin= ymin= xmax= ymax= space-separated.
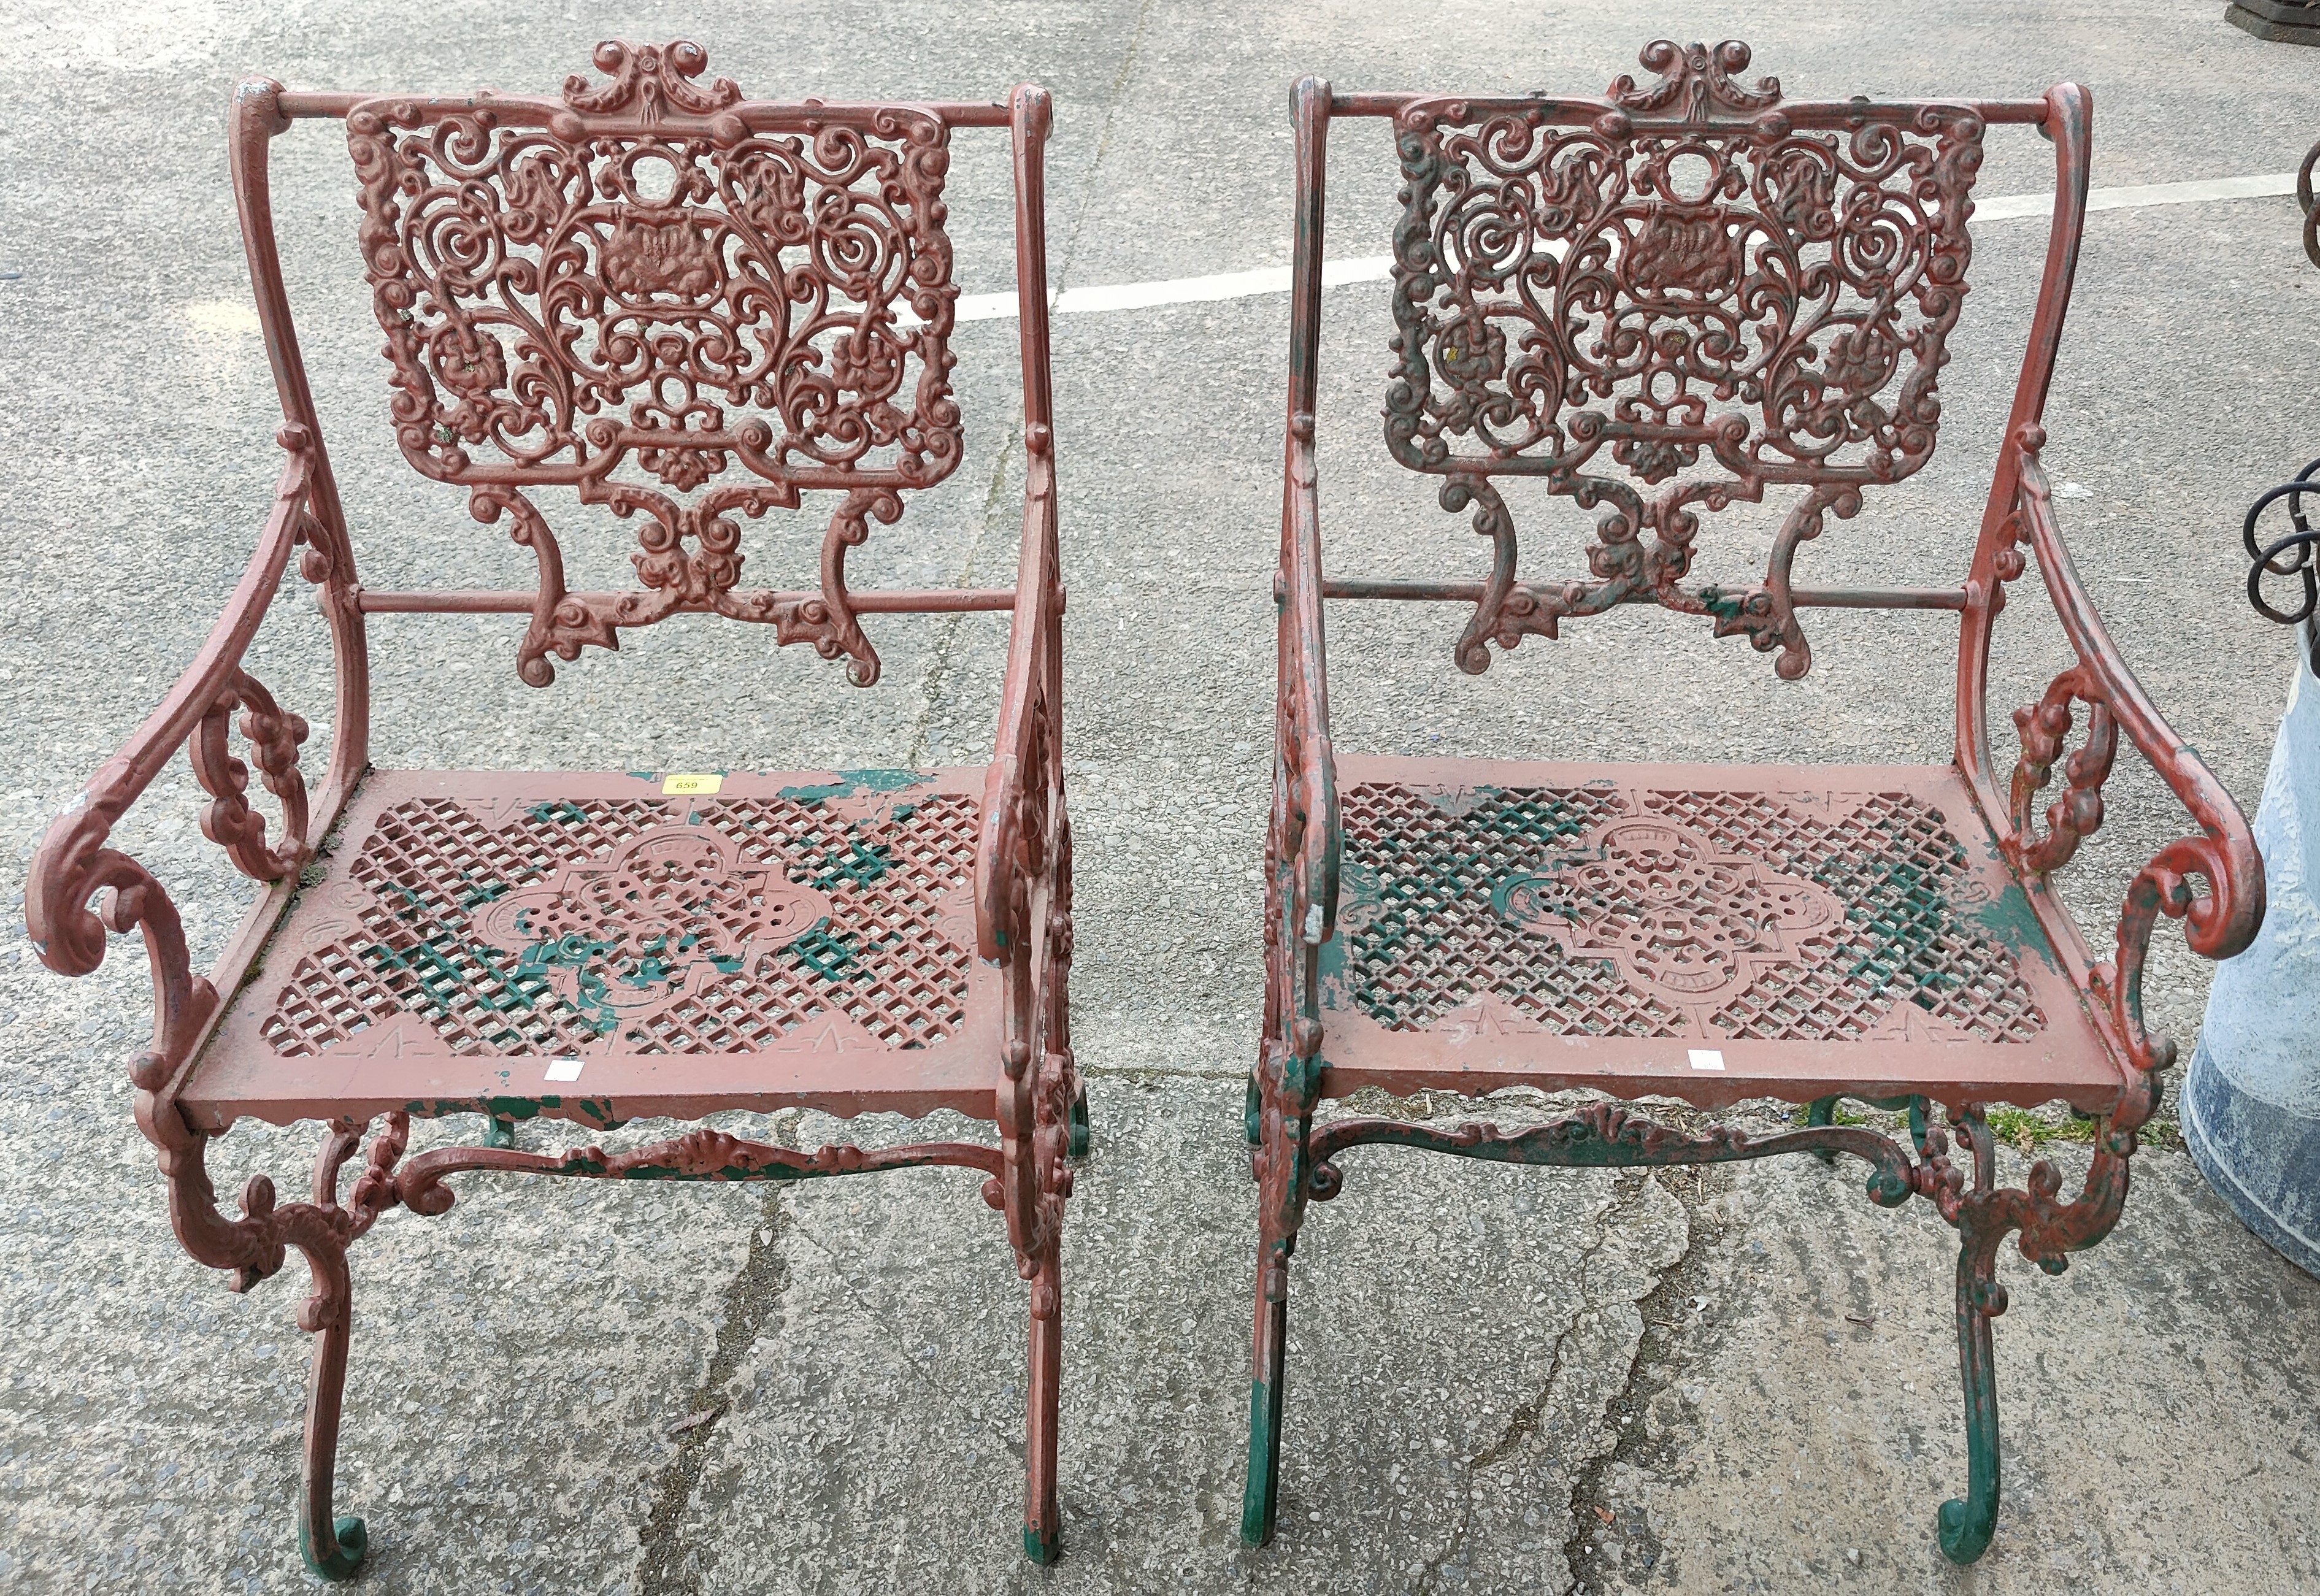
xmin=344 ymin=42 xmax=965 ymax=686
xmin=1384 ymin=42 xmax=1988 ymax=677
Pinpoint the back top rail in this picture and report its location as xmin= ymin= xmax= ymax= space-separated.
xmin=1326 ymin=90 xmax=2053 ymax=126
xmin=275 ymin=90 xmax=1016 ymax=128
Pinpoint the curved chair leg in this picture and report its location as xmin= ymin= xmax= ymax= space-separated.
xmin=296 ymin=1244 xmax=366 ymax=1581
xmin=1240 ymin=1047 xmax=1312 ymax=1550
xmin=1938 ymin=1243 xmax=2003 ymax=1564
xmin=1023 ymin=1244 xmax=1064 ymax=1565
xmin=1240 ymin=1210 xmax=1292 ymax=1548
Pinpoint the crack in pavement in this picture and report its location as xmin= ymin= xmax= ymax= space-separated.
xmin=1412 ymin=1171 xmax=1633 ymax=1596
xmin=1050 ymin=0 xmax=1154 ymax=293
xmin=636 ymin=1112 xmax=803 ymax=1596
xmin=1559 ymin=1164 xmax=1723 ymax=1594
xmin=777 ymin=1200 xmax=1026 ymax=1452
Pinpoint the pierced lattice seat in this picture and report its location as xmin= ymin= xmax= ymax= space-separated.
xmin=28 ymin=42 xmax=1080 ymax=1578
xmin=1315 ymin=758 xmax=2118 ymax=1110
xmin=183 ymin=769 xmax=1003 ymax=1130
xmin=1242 ymin=41 xmax=2261 ymax=1571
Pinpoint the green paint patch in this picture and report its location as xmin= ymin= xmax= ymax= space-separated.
xmin=1697 ymin=585 xmax=1746 ymax=623
xmin=1816 ymin=838 xmax=1962 ymax=1001
xmin=1351 ymin=785 xmax=1621 ymax=1028
xmin=1240 ymin=1378 xmax=1279 ymax=1548
xmin=811 ymin=834 xmax=894 ymax=890
xmin=527 ymin=799 xmax=591 ymax=827
xmin=487 ymin=1094 xmax=558 ymax=1118
xmin=791 ymin=923 xmax=863 ymax=983
xmin=452 ymin=872 xmax=508 ymax=909
xmin=1969 ymin=880 xmax=2058 ymax=965
xmin=778 ymin=768 xmax=931 ymax=805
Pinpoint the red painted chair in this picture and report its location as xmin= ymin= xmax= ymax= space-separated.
xmin=26 ymin=42 xmax=1080 ymax=1576
xmin=1245 ymin=41 xmax=2262 ymax=1563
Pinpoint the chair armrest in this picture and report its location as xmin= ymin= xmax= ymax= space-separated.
xmin=26 ymin=434 xmax=321 ymax=1088
xmin=976 ymin=432 xmax=1064 ymax=965
xmin=2001 ymin=432 xmax=2263 ymax=1069
xmin=1275 ymin=420 xmax=1340 ymax=964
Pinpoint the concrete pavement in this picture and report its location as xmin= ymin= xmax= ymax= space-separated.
xmin=2 ymin=2 xmax=2318 ymax=1590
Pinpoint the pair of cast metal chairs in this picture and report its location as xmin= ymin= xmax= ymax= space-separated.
xmin=26 ymin=37 xmax=2260 ymax=1579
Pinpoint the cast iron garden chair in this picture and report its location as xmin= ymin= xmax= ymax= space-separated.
xmin=1245 ymin=40 xmax=2263 ymax=1564
xmin=26 ymin=41 xmax=1082 ymax=1576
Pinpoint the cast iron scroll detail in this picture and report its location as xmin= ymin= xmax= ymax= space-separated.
xmin=2006 ymin=664 xmax=2116 ymax=877
xmin=193 ymin=668 xmax=312 ymax=881
xmin=348 ymin=40 xmax=962 ymax=687
xmin=979 ymin=661 xmax=1077 ymax=1314
xmin=1298 ymin=1086 xmax=2143 ymax=1564
xmin=1996 ymin=434 xmax=2262 ymax=1075
xmin=396 ymin=1124 xmax=1002 ymax=1214
xmin=1385 ymin=39 xmax=1983 ymax=678
xmin=1307 ymin=1099 xmax=1917 ymax=1205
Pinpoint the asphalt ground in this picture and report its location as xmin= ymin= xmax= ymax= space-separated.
xmin=2 ymin=2 xmax=2318 ymax=1592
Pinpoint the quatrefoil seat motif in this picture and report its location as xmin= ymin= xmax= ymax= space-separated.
xmin=474 ymin=824 xmax=832 ymax=1034
xmin=1492 ymin=818 xmax=1842 ymax=1011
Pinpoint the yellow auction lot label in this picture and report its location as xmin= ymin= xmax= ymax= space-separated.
xmin=661 ymin=772 xmax=723 ymax=795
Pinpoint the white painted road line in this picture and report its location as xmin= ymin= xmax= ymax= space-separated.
xmin=947 ymin=171 xmax=2302 ymax=324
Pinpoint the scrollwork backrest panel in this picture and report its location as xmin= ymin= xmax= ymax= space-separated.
xmin=348 ymin=42 xmax=962 ymax=497
xmin=1381 ymin=41 xmax=1988 ymax=677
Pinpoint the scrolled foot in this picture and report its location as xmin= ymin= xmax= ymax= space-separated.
xmin=1937 ymin=1493 xmax=1994 ymax=1565
xmin=299 ymin=1513 xmax=367 ymax=1581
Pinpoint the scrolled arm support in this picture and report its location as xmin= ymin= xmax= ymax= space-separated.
xmin=25 ymin=432 xmax=320 ymax=1105
xmin=1995 ymin=439 xmax=2263 ymax=1071
xmin=1275 ymin=421 xmax=1341 ymax=966
xmin=976 ymin=431 xmax=1064 ymax=966
xmin=193 ymin=667 xmax=313 ymax=881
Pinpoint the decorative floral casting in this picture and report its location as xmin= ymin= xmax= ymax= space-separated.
xmin=1492 ymin=816 xmax=1841 ymax=1008
xmin=346 ymin=40 xmax=964 ymax=686
xmin=1385 ymin=39 xmax=1984 ymax=678
xmin=472 ymin=824 xmax=831 ymax=1035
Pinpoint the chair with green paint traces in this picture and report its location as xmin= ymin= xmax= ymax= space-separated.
xmin=1245 ymin=40 xmax=2260 ymax=1565
xmin=26 ymin=41 xmax=1082 ymax=1575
